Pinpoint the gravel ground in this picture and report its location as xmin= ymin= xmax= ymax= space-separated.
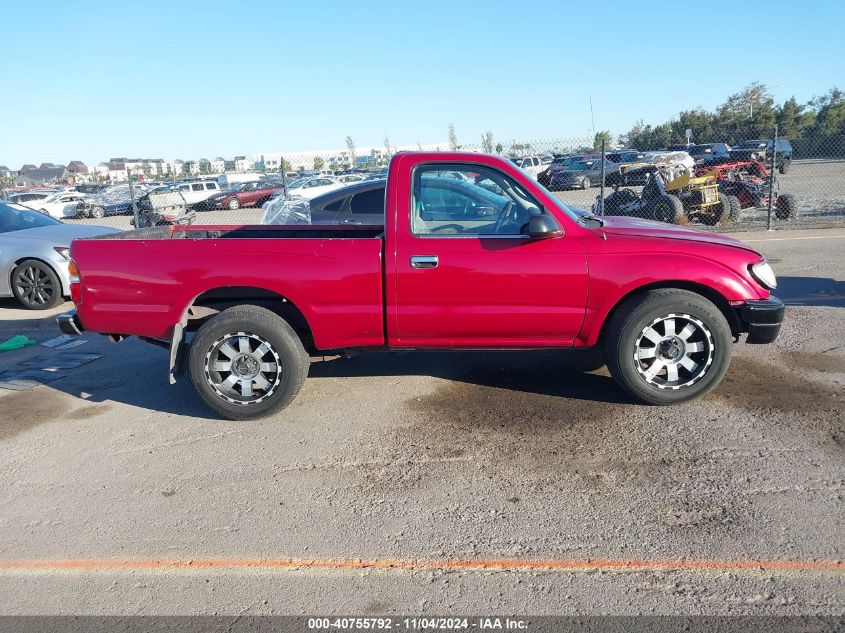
xmin=61 ymin=160 xmax=845 ymax=233
xmin=0 ymin=228 xmax=842 ymax=615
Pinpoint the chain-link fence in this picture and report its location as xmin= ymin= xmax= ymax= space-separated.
xmin=4 ymin=128 xmax=844 ymax=233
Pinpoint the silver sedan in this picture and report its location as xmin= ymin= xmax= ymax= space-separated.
xmin=0 ymin=202 xmax=116 ymax=309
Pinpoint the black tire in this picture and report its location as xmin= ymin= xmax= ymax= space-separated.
xmin=603 ymin=289 xmax=733 ymax=405
xmin=726 ymin=195 xmax=741 ymax=223
xmin=581 ymin=176 xmax=591 ymax=190
xmin=702 ymin=193 xmax=729 ymax=226
xmin=779 ymin=159 xmax=790 ymax=174
xmin=188 ymin=305 xmax=310 ymax=420
xmin=12 ymin=259 xmax=64 ymax=310
xmin=648 ymin=193 xmax=685 ymax=224
xmin=775 ymin=193 xmax=797 ymax=220
xmin=604 ymin=188 xmax=639 ymax=215
xmin=228 ymin=198 xmax=240 ymax=210
xmin=90 ymin=205 xmax=105 ymax=219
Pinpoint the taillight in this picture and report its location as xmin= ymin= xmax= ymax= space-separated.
xmin=68 ymin=259 xmax=82 ymax=305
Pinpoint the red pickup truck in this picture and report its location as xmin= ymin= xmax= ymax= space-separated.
xmin=57 ymin=152 xmax=784 ymax=420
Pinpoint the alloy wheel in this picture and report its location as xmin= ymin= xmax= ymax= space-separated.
xmin=204 ymin=331 xmax=283 ymax=405
xmin=15 ymin=265 xmax=54 ymax=307
xmin=633 ymin=313 xmax=715 ymax=390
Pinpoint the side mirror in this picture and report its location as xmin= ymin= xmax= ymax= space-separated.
xmin=527 ymin=214 xmax=562 ymax=238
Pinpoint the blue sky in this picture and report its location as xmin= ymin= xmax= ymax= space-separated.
xmin=1 ymin=0 xmax=842 ymax=166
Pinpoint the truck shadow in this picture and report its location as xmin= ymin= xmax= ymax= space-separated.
xmin=309 ymin=349 xmax=631 ymax=405
xmin=776 ymin=276 xmax=845 ymax=308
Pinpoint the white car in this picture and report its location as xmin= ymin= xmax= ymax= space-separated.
xmin=512 ymin=155 xmax=551 ymax=180
xmin=284 ymin=176 xmax=344 ymax=200
xmin=8 ymin=191 xmax=57 ymax=208
xmin=173 ymin=180 xmax=223 ymax=207
xmin=335 ymin=174 xmax=367 ymax=184
xmin=31 ymin=191 xmax=89 ymax=219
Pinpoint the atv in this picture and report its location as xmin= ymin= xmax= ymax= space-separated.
xmin=598 ymin=168 xmax=737 ymax=225
xmin=695 ymin=161 xmax=798 ymax=222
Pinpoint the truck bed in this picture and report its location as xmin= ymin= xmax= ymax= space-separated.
xmin=86 ymin=224 xmax=385 ymax=241
xmin=71 ymin=224 xmax=386 ymax=349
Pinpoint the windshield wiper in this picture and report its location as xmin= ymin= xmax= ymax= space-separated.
xmin=578 ymin=213 xmax=604 ymax=228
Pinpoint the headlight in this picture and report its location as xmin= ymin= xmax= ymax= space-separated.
xmin=750 ymin=260 xmax=777 ymax=289
xmin=53 ymin=247 xmax=70 ymax=260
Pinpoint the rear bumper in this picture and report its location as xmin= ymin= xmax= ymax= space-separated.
xmin=57 ymin=311 xmax=85 ymax=336
xmin=739 ymin=297 xmax=785 ymax=344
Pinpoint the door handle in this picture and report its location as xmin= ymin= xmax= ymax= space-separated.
xmin=410 ymin=255 xmax=438 ymax=269
xmin=341 ymin=218 xmax=361 ymax=224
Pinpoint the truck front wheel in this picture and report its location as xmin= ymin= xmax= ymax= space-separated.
xmin=603 ymin=289 xmax=733 ymax=405
xmin=188 ymin=305 xmax=310 ymax=420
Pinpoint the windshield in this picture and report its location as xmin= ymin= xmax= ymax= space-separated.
xmin=567 ymin=161 xmax=594 ymax=171
xmin=286 ymin=178 xmax=308 ymax=189
xmin=0 ymin=202 xmax=62 ymax=232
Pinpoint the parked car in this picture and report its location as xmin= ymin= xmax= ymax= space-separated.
xmin=283 ymin=176 xmax=344 ymax=200
xmin=61 ymin=151 xmax=784 ymax=419
xmin=0 ymin=202 xmax=115 ymax=309
xmin=74 ymin=184 xmax=150 ymax=218
xmin=262 ymin=179 xmax=387 ymax=226
xmin=212 ymin=181 xmax=283 ymax=210
xmin=336 ymin=173 xmax=367 ymax=184
xmin=8 ymin=191 xmax=56 ymax=208
xmin=31 ymin=191 xmax=90 ymax=219
xmin=547 ymin=159 xmax=621 ymax=190
xmin=729 ymin=139 xmax=793 ymax=173
xmin=132 ymin=191 xmax=196 ymax=228
xmin=74 ymin=184 xmax=110 ymax=195
xmin=621 ymin=151 xmax=695 ymax=185
xmin=512 ymin=155 xmax=551 ymax=180
xmin=537 ymin=154 xmax=599 ymax=187
xmin=687 ymin=143 xmax=731 ymax=165
xmin=173 ymin=180 xmax=224 ymax=208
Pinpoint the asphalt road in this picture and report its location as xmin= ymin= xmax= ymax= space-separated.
xmin=0 ymin=228 xmax=842 ymax=615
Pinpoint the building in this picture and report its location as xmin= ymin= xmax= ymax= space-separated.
xmin=66 ymin=161 xmax=88 ymax=175
xmin=0 ymin=166 xmax=14 ymax=179
xmin=234 ymin=156 xmax=254 ymax=173
xmin=15 ymin=164 xmax=68 ymax=186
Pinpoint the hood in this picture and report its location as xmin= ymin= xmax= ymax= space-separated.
xmin=15 ymin=224 xmax=118 ymax=244
xmin=599 ymin=216 xmax=757 ymax=252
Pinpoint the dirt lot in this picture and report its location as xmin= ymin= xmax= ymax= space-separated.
xmin=0 ymin=228 xmax=842 ymax=615
xmin=64 ymin=160 xmax=845 ymax=233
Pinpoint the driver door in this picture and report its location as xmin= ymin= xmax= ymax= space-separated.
xmin=393 ymin=163 xmax=588 ymax=347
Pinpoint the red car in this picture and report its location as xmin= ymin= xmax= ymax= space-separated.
xmin=215 ymin=181 xmax=283 ymax=210
xmin=58 ymin=152 xmax=784 ymax=420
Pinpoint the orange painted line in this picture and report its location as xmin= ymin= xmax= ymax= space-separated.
xmin=0 ymin=557 xmax=842 ymax=574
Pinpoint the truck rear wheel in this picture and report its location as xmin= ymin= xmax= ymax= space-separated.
xmin=775 ymin=194 xmax=797 ymax=220
xmin=188 ymin=305 xmax=310 ymax=420
xmin=603 ymin=289 xmax=733 ymax=405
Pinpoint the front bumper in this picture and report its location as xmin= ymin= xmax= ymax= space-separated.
xmin=57 ymin=311 xmax=85 ymax=336
xmin=739 ymin=297 xmax=785 ymax=344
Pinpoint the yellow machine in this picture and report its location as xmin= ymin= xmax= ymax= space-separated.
xmin=662 ymin=171 xmax=725 ymax=224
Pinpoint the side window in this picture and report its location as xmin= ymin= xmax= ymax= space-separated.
xmin=322 ymin=198 xmax=345 ymax=213
xmin=205 ymin=183 xmax=217 ymax=190
xmin=191 ymin=183 xmax=204 ymax=191
xmin=412 ymin=164 xmax=543 ymax=237
xmin=178 ymin=184 xmax=190 ymax=192
xmin=349 ymin=188 xmax=385 ymax=215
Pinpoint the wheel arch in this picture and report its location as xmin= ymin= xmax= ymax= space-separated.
xmin=591 ymin=281 xmax=741 ymax=347
xmin=11 ymin=256 xmax=68 ymax=296
xmin=182 ymin=286 xmax=315 ymax=352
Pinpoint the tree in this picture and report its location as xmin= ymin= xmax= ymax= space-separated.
xmin=593 ymin=130 xmax=612 ymax=151
xmin=345 ymin=135 xmax=356 ymax=167
xmin=481 ymin=130 xmax=494 ymax=153
xmin=776 ymin=96 xmax=815 ymax=139
xmin=807 ymin=88 xmax=845 ymax=137
xmin=313 ymin=156 xmax=325 ymax=170
xmin=383 ymin=135 xmax=392 ymax=157
xmin=495 ymin=143 xmax=503 ymax=154
xmin=448 ymin=123 xmax=459 ymax=151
